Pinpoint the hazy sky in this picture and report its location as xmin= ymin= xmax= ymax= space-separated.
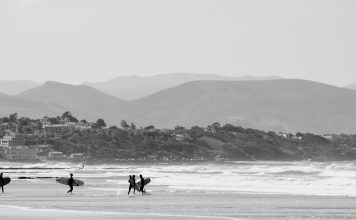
xmin=0 ymin=0 xmax=355 ymax=86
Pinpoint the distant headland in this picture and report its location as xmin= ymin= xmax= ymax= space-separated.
xmin=1 ymin=112 xmax=356 ymax=162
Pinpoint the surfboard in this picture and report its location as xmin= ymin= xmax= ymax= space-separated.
xmin=56 ymin=177 xmax=84 ymax=186
xmin=0 ymin=177 xmax=11 ymax=186
xmin=135 ymin=178 xmax=151 ymax=192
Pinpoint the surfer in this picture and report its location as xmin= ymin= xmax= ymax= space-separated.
xmin=132 ymin=175 xmax=136 ymax=194
xmin=128 ymin=175 xmax=132 ymax=195
xmin=0 ymin=173 xmax=4 ymax=193
xmin=67 ymin=173 xmax=76 ymax=193
xmin=128 ymin=175 xmax=135 ymax=195
xmin=139 ymin=174 xmax=145 ymax=194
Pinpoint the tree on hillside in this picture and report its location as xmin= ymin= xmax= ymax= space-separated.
xmin=190 ymin=126 xmax=204 ymax=138
xmin=109 ymin=126 xmax=119 ymax=130
xmin=48 ymin=117 xmax=60 ymax=124
xmin=175 ymin=125 xmax=185 ymax=130
xmin=62 ymin=111 xmax=71 ymax=118
xmin=222 ymin=124 xmax=235 ymax=132
xmin=17 ymin=117 xmax=31 ymax=133
xmin=95 ymin=118 xmax=106 ymax=128
xmin=212 ymin=122 xmax=221 ymax=130
xmin=144 ymin=125 xmax=155 ymax=130
xmin=80 ymin=119 xmax=87 ymax=124
xmin=130 ymin=122 xmax=136 ymax=130
xmin=61 ymin=111 xmax=78 ymax=123
xmin=9 ymin=113 xmax=18 ymax=123
xmin=120 ymin=120 xmax=130 ymax=130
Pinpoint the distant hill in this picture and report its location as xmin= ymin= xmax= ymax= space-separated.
xmin=0 ymin=92 xmax=57 ymax=118
xmin=0 ymin=80 xmax=41 ymax=95
xmin=126 ymin=79 xmax=356 ymax=134
xmin=17 ymin=81 xmax=128 ymax=124
xmin=3 ymin=79 xmax=356 ymax=134
xmin=85 ymin=73 xmax=281 ymax=100
xmin=344 ymin=84 xmax=356 ymax=90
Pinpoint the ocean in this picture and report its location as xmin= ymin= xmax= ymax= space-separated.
xmin=1 ymin=161 xmax=356 ymax=196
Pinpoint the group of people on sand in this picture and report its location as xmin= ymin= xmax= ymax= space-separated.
xmin=128 ymin=174 xmax=145 ymax=195
xmin=1 ymin=172 xmax=148 ymax=195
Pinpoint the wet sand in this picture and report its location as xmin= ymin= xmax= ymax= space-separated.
xmin=0 ymin=206 xmax=239 ymax=220
xmin=1 ymin=180 xmax=356 ymax=219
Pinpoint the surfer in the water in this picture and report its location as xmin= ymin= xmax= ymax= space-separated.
xmin=0 ymin=173 xmax=4 ymax=193
xmin=67 ymin=173 xmax=76 ymax=193
xmin=139 ymin=174 xmax=145 ymax=194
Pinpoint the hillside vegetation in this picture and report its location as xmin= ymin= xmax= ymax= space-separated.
xmin=44 ymin=125 xmax=349 ymax=162
xmin=1 ymin=112 xmax=349 ymax=162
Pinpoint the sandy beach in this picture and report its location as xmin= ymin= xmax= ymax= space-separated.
xmin=1 ymin=179 xmax=356 ymax=219
xmin=0 ymin=179 xmax=239 ymax=220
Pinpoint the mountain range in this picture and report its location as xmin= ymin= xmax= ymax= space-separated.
xmin=84 ymin=73 xmax=281 ymax=100
xmin=1 ymin=74 xmax=356 ymax=134
xmin=0 ymin=73 xmax=280 ymax=100
xmin=126 ymin=79 xmax=356 ymax=133
xmin=17 ymin=81 xmax=128 ymax=124
xmin=0 ymin=92 xmax=57 ymax=118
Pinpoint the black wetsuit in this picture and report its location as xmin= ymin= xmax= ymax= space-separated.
xmin=132 ymin=177 xmax=136 ymax=194
xmin=0 ymin=176 xmax=4 ymax=193
xmin=128 ymin=176 xmax=136 ymax=195
xmin=140 ymin=176 xmax=145 ymax=193
xmin=67 ymin=177 xmax=75 ymax=193
xmin=128 ymin=177 xmax=134 ymax=195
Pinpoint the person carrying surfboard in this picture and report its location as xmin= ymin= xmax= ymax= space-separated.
xmin=139 ymin=174 xmax=145 ymax=194
xmin=67 ymin=173 xmax=77 ymax=193
xmin=0 ymin=173 xmax=4 ymax=193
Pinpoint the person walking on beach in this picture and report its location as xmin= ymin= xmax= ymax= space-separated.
xmin=128 ymin=175 xmax=136 ymax=195
xmin=132 ymin=175 xmax=136 ymax=194
xmin=128 ymin=175 xmax=132 ymax=195
xmin=67 ymin=173 xmax=76 ymax=193
xmin=139 ymin=174 xmax=145 ymax=194
xmin=0 ymin=173 xmax=4 ymax=193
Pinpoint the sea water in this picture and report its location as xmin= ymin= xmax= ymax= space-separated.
xmin=1 ymin=161 xmax=356 ymax=196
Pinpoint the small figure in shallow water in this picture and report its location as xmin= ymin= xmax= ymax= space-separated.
xmin=67 ymin=173 xmax=77 ymax=193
